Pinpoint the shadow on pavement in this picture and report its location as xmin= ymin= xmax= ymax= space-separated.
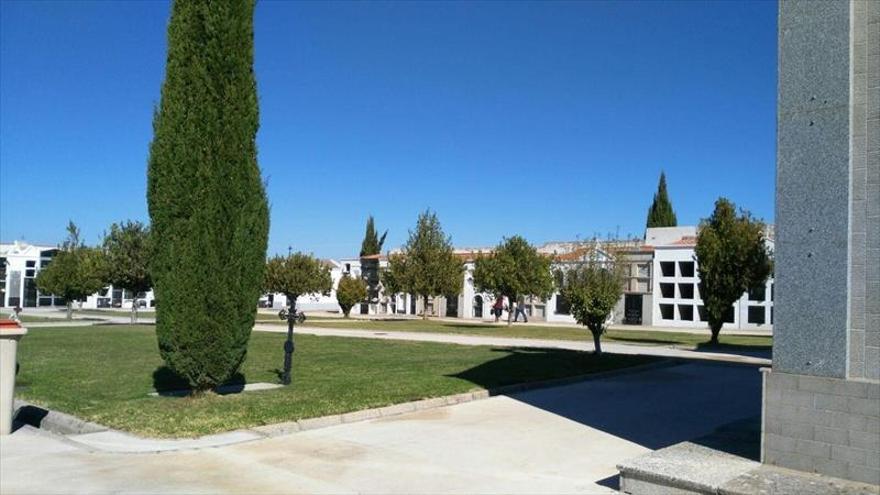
xmin=594 ymin=474 xmax=620 ymax=491
xmin=694 ymin=342 xmax=772 ymax=359
xmin=449 ymin=347 xmax=657 ymax=390
xmin=453 ymin=351 xmax=763 ymax=451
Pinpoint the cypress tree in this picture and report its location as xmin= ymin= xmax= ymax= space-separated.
xmin=147 ymin=0 xmax=269 ymax=392
xmin=646 ymin=172 xmax=678 ymax=228
xmin=359 ymin=216 xmax=387 ymax=257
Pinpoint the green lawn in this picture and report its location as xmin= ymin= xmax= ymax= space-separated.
xmin=15 ymin=325 xmax=655 ymax=437
xmin=292 ymin=318 xmax=772 ymax=350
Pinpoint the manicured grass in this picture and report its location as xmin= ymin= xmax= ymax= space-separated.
xmin=294 ymin=318 xmax=772 ymax=350
xmin=15 ymin=325 xmax=655 ymax=437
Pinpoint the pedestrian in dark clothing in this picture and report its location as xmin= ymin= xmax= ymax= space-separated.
xmin=514 ymin=296 xmax=529 ymax=323
xmin=492 ymin=296 xmax=504 ymax=323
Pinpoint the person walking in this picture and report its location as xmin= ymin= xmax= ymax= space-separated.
xmin=492 ymin=296 xmax=504 ymax=323
xmin=513 ymin=296 xmax=529 ymax=323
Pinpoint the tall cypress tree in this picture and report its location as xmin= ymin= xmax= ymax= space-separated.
xmin=646 ymin=172 xmax=678 ymax=228
xmin=147 ymin=0 xmax=269 ymax=392
xmin=359 ymin=216 xmax=387 ymax=311
xmin=359 ymin=216 xmax=387 ymax=257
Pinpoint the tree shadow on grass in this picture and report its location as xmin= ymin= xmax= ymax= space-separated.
xmin=151 ymin=366 xmax=247 ymax=397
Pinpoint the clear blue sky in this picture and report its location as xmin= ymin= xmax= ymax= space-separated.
xmin=0 ymin=0 xmax=776 ymax=259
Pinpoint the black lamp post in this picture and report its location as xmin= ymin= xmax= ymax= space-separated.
xmin=278 ymin=298 xmax=306 ymax=385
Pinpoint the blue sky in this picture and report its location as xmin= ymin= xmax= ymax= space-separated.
xmin=0 ymin=0 xmax=776 ymax=259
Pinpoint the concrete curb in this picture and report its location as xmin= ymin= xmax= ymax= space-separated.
xmin=13 ymin=358 xmax=678 ymax=453
xmin=13 ymin=399 xmax=109 ymax=435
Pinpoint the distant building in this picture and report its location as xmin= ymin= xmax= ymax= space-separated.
xmin=0 ymin=241 xmax=156 ymax=310
xmin=3 ymin=226 xmax=774 ymax=331
xmin=647 ymin=226 xmax=774 ymax=331
xmin=0 ymin=241 xmax=61 ymax=308
xmin=325 ymin=226 xmax=775 ymax=332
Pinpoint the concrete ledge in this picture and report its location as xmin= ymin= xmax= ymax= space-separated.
xmin=619 ymin=441 xmax=760 ymax=495
xmin=720 ymin=465 xmax=880 ymax=495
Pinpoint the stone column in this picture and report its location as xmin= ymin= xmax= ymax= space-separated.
xmin=764 ymin=0 xmax=879 ymax=485
xmin=0 ymin=325 xmax=27 ymax=435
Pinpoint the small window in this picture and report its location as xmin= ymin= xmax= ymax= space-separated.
xmin=660 ymin=283 xmax=675 ymax=298
xmin=26 ymin=260 xmax=36 ymax=268
xmin=556 ymin=294 xmax=571 ymax=315
xmin=697 ymin=305 xmax=708 ymax=321
xmin=723 ymin=306 xmax=735 ymax=323
xmin=748 ymin=306 xmax=766 ymax=324
xmin=345 ymin=263 xmax=351 ymax=272
xmin=771 ymin=307 xmax=774 ymax=324
xmin=679 ymin=283 xmax=694 ymax=299
xmin=679 ymin=261 xmax=695 ymax=278
xmin=660 ymin=304 xmax=674 ymax=320
xmin=770 ymin=283 xmax=774 ymax=302
xmin=749 ymin=286 xmax=766 ymax=301
xmin=660 ymin=262 xmax=675 ymax=277
xmin=25 ymin=269 xmax=35 ymax=277
xmin=678 ymin=304 xmax=694 ymax=321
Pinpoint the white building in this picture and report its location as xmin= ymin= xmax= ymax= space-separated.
xmin=0 ymin=241 xmax=157 ymax=310
xmin=0 ymin=241 xmax=62 ymax=308
xmin=4 ymin=225 xmax=774 ymax=332
xmin=648 ymin=226 xmax=774 ymax=331
xmin=324 ymin=227 xmax=774 ymax=332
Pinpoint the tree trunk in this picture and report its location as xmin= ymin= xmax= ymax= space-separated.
xmin=66 ymin=302 xmax=73 ymax=320
xmin=592 ymin=330 xmax=603 ymax=355
xmin=422 ymin=295 xmax=429 ymax=320
xmin=131 ymin=298 xmax=138 ymax=325
xmin=710 ymin=325 xmax=721 ymax=345
xmin=507 ymin=296 xmax=513 ymax=326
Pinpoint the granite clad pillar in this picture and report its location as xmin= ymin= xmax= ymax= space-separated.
xmin=763 ymin=0 xmax=880 ymax=485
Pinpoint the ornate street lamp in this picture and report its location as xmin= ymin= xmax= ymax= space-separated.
xmin=277 ymin=303 xmax=306 ymax=385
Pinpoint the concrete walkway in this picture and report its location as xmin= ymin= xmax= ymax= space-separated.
xmin=255 ymin=323 xmax=772 ymax=366
xmin=0 ymin=362 xmax=761 ymax=494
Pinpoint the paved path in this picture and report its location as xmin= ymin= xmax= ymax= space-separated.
xmin=0 ymin=362 xmax=761 ymax=494
xmin=255 ymin=324 xmax=772 ymax=366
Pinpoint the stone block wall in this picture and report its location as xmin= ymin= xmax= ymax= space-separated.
xmin=763 ymin=370 xmax=880 ymax=485
xmin=849 ymin=0 xmax=880 ymax=381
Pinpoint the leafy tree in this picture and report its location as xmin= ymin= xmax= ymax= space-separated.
xmin=359 ymin=216 xmax=387 ymax=312
xmin=146 ymin=0 xmax=269 ymax=392
xmin=385 ymin=210 xmax=463 ymax=319
xmin=103 ymin=221 xmax=152 ymax=324
xmin=695 ymin=198 xmax=772 ymax=344
xmin=336 ymin=274 xmax=367 ymax=318
xmin=359 ymin=216 xmax=387 ymax=257
xmin=36 ymin=222 xmax=107 ymax=320
xmin=264 ymin=253 xmax=333 ymax=306
xmin=558 ymin=247 xmax=625 ymax=354
xmin=646 ymin=171 xmax=678 ymax=228
xmin=473 ymin=236 xmax=555 ymax=325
